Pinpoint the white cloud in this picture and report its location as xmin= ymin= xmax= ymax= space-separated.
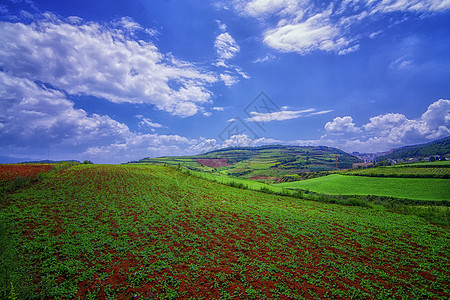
xmin=220 ymin=73 xmax=240 ymax=86
xmin=216 ymin=19 xmax=228 ymax=31
xmin=264 ymin=5 xmax=355 ymax=54
xmin=390 ymin=57 xmax=413 ymax=70
xmin=325 ymin=116 xmax=361 ymax=133
xmin=186 ymin=137 xmax=218 ymax=154
xmin=0 ymin=14 xmax=217 ymax=117
xmin=0 ymin=72 xmax=127 ymax=148
xmin=321 ymin=99 xmax=450 ymax=152
xmin=371 ymin=0 xmax=450 ymax=13
xmin=238 ymin=0 xmax=306 ymax=18
xmin=136 ymin=115 xmax=164 ymax=129
xmin=215 ymin=32 xmax=240 ymax=60
xmin=308 ymin=110 xmax=333 ymax=116
xmin=227 ymin=0 xmax=450 ymax=55
xmin=221 ymin=134 xmax=273 ymax=148
xmin=252 ymin=55 xmax=275 ymax=63
xmin=212 ymin=106 xmax=225 ymax=111
xmin=246 ymin=108 xmax=331 ymax=122
xmin=0 ymin=71 xmax=201 ymax=163
xmin=235 ymin=67 xmax=250 ymax=79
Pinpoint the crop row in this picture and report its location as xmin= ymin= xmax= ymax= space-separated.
xmin=346 ymin=166 xmax=450 ymax=178
xmin=0 ymin=164 xmax=449 ymax=299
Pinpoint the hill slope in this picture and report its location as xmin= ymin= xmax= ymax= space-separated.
xmin=378 ymin=136 xmax=450 ymax=160
xmin=131 ymin=145 xmax=361 ymax=182
xmin=0 ymin=164 xmax=448 ymax=299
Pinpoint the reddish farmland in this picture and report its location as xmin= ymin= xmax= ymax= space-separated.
xmin=0 ymin=164 xmax=448 ymax=299
xmin=0 ymin=164 xmax=53 ymax=184
xmin=195 ymin=158 xmax=229 ymax=168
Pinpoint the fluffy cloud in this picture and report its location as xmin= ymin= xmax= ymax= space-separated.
xmin=227 ymin=0 xmax=450 ymax=55
xmin=0 ymin=14 xmax=216 ymax=117
xmin=0 ymin=71 xmax=198 ymax=163
xmin=325 ymin=116 xmax=361 ymax=134
xmin=246 ymin=108 xmax=332 ymax=122
xmin=214 ymin=21 xmax=248 ymax=86
xmin=0 ymin=72 xmax=127 ymax=148
xmin=264 ymin=5 xmax=353 ymax=54
xmin=221 ymin=134 xmax=278 ymax=148
xmin=321 ymin=99 xmax=450 ymax=152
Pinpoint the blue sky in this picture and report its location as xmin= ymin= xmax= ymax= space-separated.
xmin=0 ymin=0 xmax=449 ymax=163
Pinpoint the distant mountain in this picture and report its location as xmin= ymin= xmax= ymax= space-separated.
xmin=378 ymin=136 xmax=450 ymax=161
xmin=0 ymin=155 xmax=32 ymax=164
xmin=131 ymin=145 xmax=362 ymax=183
xmin=20 ymin=160 xmax=80 ymax=164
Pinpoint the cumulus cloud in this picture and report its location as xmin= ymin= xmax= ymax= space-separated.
xmin=0 ymin=71 xmax=201 ymax=163
xmin=0 ymin=72 xmax=127 ymax=148
xmin=221 ymin=134 xmax=278 ymax=148
xmin=226 ymin=0 xmax=450 ymax=55
xmin=325 ymin=116 xmax=361 ymax=134
xmin=0 ymin=14 xmax=217 ymax=117
xmin=246 ymin=108 xmax=332 ymax=122
xmin=321 ymin=99 xmax=450 ymax=152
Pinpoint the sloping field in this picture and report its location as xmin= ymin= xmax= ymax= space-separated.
xmin=0 ymin=164 xmax=53 ymax=184
xmin=345 ymin=162 xmax=450 ymax=178
xmin=0 ymin=165 xmax=449 ymax=299
xmin=277 ymin=174 xmax=450 ymax=201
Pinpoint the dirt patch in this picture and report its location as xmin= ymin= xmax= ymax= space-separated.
xmin=195 ymin=159 xmax=229 ymax=168
xmin=249 ymin=175 xmax=277 ymax=181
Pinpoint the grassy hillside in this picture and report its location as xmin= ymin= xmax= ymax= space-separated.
xmin=277 ymin=174 xmax=450 ymax=202
xmin=378 ymin=136 xmax=450 ymax=160
xmin=344 ymin=161 xmax=450 ymax=178
xmin=131 ymin=145 xmax=361 ymax=183
xmin=0 ymin=164 xmax=449 ymax=299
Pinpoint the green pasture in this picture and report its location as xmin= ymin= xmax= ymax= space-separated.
xmin=277 ymin=174 xmax=450 ymax=201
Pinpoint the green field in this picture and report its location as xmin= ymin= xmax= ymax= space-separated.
xmin=345 ymin=165 xmax=450 ymax=178
xmin=277 ymin=174 xmax=450 ymax=201
xmin=1 ymin=164 xmax=448 ymax=299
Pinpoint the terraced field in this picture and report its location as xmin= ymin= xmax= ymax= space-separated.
xmin=0 ymin=164 xmax=449 ymax=299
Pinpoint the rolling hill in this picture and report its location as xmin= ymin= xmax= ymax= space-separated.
xmin=377 ymin=136 xmax=450 ymax=161
xmin=130 ymin=145 xmax=362 ymax=183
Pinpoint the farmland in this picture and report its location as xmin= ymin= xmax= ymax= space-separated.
xmin=277 ymin=174 xmax=450 ymax=202
xmin=345 ymin=161 xmax=450 ymax=178
xmin=131 ymin=145 xmax=362 ymax=183
xmin=1 ymin=164 xmax=449 ymax=299
xmin=0 ymin=164 xmax=53 ymax=184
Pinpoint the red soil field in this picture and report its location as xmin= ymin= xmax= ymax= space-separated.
xmin=195 ymin=159 xmax=229 ymax=168
xmin=0 ymin=164 xmax=53 ymax=183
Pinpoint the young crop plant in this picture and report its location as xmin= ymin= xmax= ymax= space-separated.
xmin=0 ymin=164 xmax=448 ymax=299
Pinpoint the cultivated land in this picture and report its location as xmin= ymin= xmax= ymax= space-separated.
xmin=344 ymin=161 xmax=450 ymax=178
xmin=276 ymin=174 xmax=450 ymax=202
xmin=0 ymin=164 xmax=449 ymax=299
xmin=131 ymin=145 xmax=362 ymax=183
